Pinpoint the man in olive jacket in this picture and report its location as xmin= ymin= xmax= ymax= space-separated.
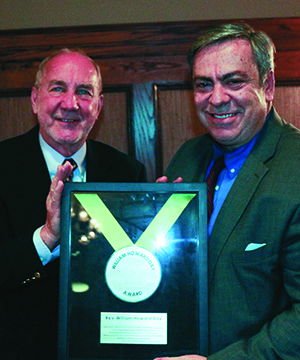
xmin=157 ymin=23 xmax=300 ymax=359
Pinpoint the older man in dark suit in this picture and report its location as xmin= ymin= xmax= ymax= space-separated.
xmin=0 ymin=49 xmax=146 ymax=359
xmin=157 ymin=23 xmax=300 ymax=360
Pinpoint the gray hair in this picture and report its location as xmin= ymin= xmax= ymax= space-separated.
xmin=187 ymin=23 xmax=275 ymax=85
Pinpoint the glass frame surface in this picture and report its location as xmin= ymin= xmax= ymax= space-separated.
xmin=58 ymin=182 xmax=208 ymax=360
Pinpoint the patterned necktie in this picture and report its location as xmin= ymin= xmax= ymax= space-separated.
xmin=206 ymin=155 xmax=225 ymax=222
xmin=62 ymin=158 xmax=78 ymax=182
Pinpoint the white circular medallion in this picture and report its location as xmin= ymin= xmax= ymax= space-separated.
xmin=105 ymin=246 xmax=161 ymax=303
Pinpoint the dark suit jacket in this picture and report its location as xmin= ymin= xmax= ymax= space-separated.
xmin=166 ymin=108 xmax=300 ymax=359
xmin=0 ymin=125 xmax=146 ymax=360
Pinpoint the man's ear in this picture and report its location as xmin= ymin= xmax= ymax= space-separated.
xmin=31 ymin=87 xmax=39 ymax=114
xmin=97 ymin=94 xmax=104 ymax=117
xmin=263 ymin=71 xmax=275 ymax=103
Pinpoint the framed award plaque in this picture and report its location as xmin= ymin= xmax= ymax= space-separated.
xmin=58 ymin=183 xmax=208 ymax=360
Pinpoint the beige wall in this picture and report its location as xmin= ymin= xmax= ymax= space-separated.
xmin=2 ymin=0 xmax=300 ymax=30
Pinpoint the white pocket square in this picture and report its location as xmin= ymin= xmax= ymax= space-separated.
xmin=245 ymin=243 xmax=267 ymax=251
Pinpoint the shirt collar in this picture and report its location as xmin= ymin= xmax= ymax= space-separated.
xmin=213 ymin=112 xmax=270 ymax=174
xmin=39 ymin=133 xmax=87 ymax=179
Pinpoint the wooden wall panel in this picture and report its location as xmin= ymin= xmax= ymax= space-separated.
xmin=273 ymin=86 xmax=300 ymax=127
xmin=89 ymin=88 xmax=131 ymax=155
xmin=0 ymin=94 xmax=36 ymax=141
xmin=1 ymin=18 xmax=300 ymax=89
xmin=156 ymin=85 xmax=205 ymax=174
xmin=132 ymin=83 xmax=156 ymax=182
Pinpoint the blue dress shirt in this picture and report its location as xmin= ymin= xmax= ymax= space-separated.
xmin=206 ymin=116 xmax=269 ymax=236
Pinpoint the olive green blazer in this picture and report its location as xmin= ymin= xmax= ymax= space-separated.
xmin=166 ymin=108 xmax=300 ymax=359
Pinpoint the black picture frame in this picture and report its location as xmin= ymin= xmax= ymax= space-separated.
xmin=58 ymin=182 xmax=208 ymax=360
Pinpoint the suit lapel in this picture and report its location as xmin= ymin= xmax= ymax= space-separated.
xmin=13 ymin=126 xmax=51 ymax=191
xmin=208 ymin=156 xmax=269 ymax=285
xmin=85 ymin=139 xmax=114 ymax=182
xmin=6 ymin=126 xmax=51 ymax=230
xmin=208 ymin=109 xmax=284 ymax=286
xmin=182 ymin=135 xmax=214 ymax=183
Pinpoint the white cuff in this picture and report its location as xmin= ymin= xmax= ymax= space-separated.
xmin=33 ymin=226 xmax=60 ymax=265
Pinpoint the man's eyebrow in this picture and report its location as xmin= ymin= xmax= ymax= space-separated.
xmin=77 ymin=84 xmax=94 ymax=91
xmin=221 ymin=71 xmax=250 ymax=81
xmin=47 ymin=80 xmax=95 ymax=91
xmin=193 ymin=71 xmax=250 ymax=82
xmin=48 ymin=80 xmax=66 ymax=87
xmin=193 ymin=76 xmax=213 ymax=82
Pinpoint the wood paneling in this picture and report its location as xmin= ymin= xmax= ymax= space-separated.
xmin=273 ymin=86 xmax=300 ymax=127
xmin=1 ymin=18 xmax=300 ymax=89
xmin=155 ymin=84 xmax=206 ymax=175
xmin=132 ymin=83 xmax=157 ymax=182
xmin=89 ymin=86 xmax=132 ymax=155
xmin=0 ymin=91 xmax=36 ymax=141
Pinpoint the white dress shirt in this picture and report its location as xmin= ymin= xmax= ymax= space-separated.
xmin=33 ymin=134 xmax=86 ymax=265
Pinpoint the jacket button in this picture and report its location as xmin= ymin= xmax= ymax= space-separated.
xmin=34 ymin=272 xmax=41 ymax=279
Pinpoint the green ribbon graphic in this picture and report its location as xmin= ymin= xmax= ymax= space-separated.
xmin=74 ymin=193 xmax=196 ymax=252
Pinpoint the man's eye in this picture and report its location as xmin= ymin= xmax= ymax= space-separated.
xmin=194 ymin=81 xmax=213 ymax=92
xmin=229 ymin=79 xmax=242 ymax=84
xmin=50 ymin=87 xmax=64 ymax=92
xmin=195 ymin=81 xmax=208 ymax=88
xmin=226 ymin=79 xmax=245 ymax=88
xmin=77 ymin=89 xmax=92 ymax=96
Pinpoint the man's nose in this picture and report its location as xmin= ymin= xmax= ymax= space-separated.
xmin=61 ymin=92 xmax=79 ymax=110
xmin=209 ymin=84 xmax=230 ymax=106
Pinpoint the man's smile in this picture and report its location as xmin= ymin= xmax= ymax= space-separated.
xmin=211 ymin=113 xmax=238 ymax=119
xmin=54 ymin=115 xmax=81 ymax=123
